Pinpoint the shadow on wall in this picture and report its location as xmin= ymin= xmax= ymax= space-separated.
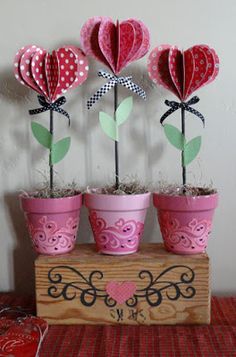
xmin=4 ymin=192 xmax=35 ymax=295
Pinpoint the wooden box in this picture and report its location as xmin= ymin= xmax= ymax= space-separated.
xmin=35 ymin=243 xmax=210 ymax=325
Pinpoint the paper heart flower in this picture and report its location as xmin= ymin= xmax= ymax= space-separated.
xmin=148 ymin=44 xmax=219 ymax=101
xmin=14 ymin=44 xmax=89 ymax=102
xmin=80 ymin=16 xmax=150 ymax=74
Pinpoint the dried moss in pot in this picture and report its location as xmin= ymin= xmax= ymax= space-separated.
xmin=157 ymin=184 xmax=217 ymax=197
xmin=21 ymin=182 xmax=81 ymax=199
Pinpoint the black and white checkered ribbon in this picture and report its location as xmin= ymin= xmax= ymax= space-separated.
xmin=87 ymin=70 xmax=146 ymax=109
xmin=160 ymin=96 xmax=205 ymax=127
xmin=29 ymin=95 xmax=70 ymax=125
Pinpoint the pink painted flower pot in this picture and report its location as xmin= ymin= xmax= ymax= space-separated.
xmin=153 ymin=192 xmax=218 ymax=254
xmin=84 ymin=192 xmax=151 ymax=255
xmin=20 ymin=193 xmax=82 ymax=255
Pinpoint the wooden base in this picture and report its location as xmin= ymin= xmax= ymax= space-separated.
xmin=35 ymin=244 xmax=210 ymax=325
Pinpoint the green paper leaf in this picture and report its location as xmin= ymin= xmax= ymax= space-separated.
xmin=183 ymin=136 xmax=202 ymax=166
xmin=116 ymin=96 xmax=133 ymax=126
xmin=31 ymin=122 xmax=52 ymax=149
xmin=164 ymin=124 xmax=186 ymax=150
xmin=99 ymin=112 xmax=118 ymax=141
xmin=51 ymin=137 xmax=71 ymax=165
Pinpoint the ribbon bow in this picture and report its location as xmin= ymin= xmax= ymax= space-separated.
xmin=87 ymin=70 xmax=146 ymax=109
xmin=160 ymin=96 xmax=205 ymax=127
xmin=29 ymin=96 xmax=70 ymax=125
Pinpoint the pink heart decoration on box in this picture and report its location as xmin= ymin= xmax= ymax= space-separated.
xmin=106 ymin=281 xmax=137 ymax=304
xmin=148 ymin=44 xmax=219 ymax=101
xmin=80 ymin=17 xmax=150 ymax=74
xmin=14 ymin=45 xmax=89 ymax=102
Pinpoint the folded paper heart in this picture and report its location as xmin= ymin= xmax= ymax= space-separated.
xmin=80 ymin=16 xmax=150 ymax=74
xmin=106 ymin=281 xmax=137 ymax=304
xmin=148 ymin=44 xmax=219 ymax=101
xmin=14 ymin=45 xmax=89 ymax=103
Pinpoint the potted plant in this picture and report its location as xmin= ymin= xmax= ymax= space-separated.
xmin=80 ymin=16 xmax=151 ymax=255
xmin=14 ymin=44 xmax=89 ymax=255
xmin=147 ymin=44 xmax=219 ymax=254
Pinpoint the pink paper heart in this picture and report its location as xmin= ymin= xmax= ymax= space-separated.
xmin=80 ymin=17 xmax=150 ymax=74
xmin=106 ymin=281 xmax=137 ymax=304
xmin=14 ymin=45 xmax=89 ymax=102
xmin=148 ymin=44 xmax=219 ymax=101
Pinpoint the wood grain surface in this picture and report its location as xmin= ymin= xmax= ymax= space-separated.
xmin=35 ymin=244 xmax=210 ymax=325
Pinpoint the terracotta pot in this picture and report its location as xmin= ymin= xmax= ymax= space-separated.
xmin=153 ymin=192 xmax=218 ymax=254
xmin=84 ymin=191 xmax=151 ymax=255
xmin=20 ymin=193 xmax=82 ymax=255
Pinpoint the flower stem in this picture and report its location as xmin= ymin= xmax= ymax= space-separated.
xmin=181 ymin=105 xmax=186 ymax=187
xmin=114 ymin=83 xmax=119 ymax=189
xmin=50 ymin=109 xmax=54 ymax=197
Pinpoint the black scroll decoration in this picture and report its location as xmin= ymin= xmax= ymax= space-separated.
xmin=47 ymin=265 xmax=196 ymax=308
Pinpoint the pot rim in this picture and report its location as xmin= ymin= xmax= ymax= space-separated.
xmin=84 ymin=190 xmax=151 ymax=211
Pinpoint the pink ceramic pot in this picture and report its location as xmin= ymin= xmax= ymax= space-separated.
xmin=20 ymin=193 xmax=82 ymax=255
xmin=84 ymin=192 xmax=151 ymax=255
xmin=153 ymin=192 xmax=218 ymax=254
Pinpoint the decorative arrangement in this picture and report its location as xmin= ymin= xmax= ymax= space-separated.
xmin=148 ymin=44 xmax=219 ymax=254
xmin=81 ymin=17 xmax=151 ymax=255
xmin=14 ymin=44 xmax=89 ymax=255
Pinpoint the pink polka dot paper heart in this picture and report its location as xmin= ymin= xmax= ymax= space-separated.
xmin=14 ymin=45 xmax=89 ymax=102
xmin=148 ymin=44 xmax=219 ymax=101
xmin=80 ymin=17 xmax=150 ymax=75
xmin=106 ymin=281 xmax=137 ymax=305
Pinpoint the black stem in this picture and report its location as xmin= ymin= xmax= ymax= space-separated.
xmin=114 ymin=83 xmax=119 ymax=189
xmin=181 ymin=105 xmax=186 ymax=187
xmin=50 ymin=109 xmax=54 ymax=196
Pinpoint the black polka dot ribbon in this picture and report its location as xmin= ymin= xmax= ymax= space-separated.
xmin=29 ymin=95 xmax=70 ymax=125
xmin=160 ymin=96 xmax=205 ymax=127
xmin=87 ymin=70 xmax=146 ymax=109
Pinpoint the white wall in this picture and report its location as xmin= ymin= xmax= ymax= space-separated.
xmin=0 ymin=0 xmax=235 ymax=294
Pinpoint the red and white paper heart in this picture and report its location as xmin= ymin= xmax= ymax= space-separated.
xmin=80 ymin=16 xmax=150 ymax=75
xmin=14 ymin=45 xmax=89 ymax=103
xmin=148 ymin=44 xmax=219 ymax=101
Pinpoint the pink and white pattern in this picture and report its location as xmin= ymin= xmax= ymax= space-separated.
xmin=148 ymin=44 xmax=219 ymax=101
xmin=106 ymin=281 xmax=137 ymax=305
xmin=89 ymin=211 xmax=144 ymax=254
xmin=27 ymin=216 xmax=79 ymax=254
xmin=80 ymin=17 xmax=150 ymax=74
xmin=14 ymin=45 xmax=89 ymax=102
xmin=158 ymin=211 xmax=212 ymax=254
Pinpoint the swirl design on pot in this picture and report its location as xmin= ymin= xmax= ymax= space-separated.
xmin=158 ymin=212 xmax=212 ymax=252
xmin=89 ymin=211 xmax=144 ymax=251
xmin=27 ymin=216 xmax=79 ymax=253
xmin=47 ymin=265 xmax=196 ymax=307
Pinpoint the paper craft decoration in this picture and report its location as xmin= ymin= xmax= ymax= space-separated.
xmin=0 ymin=306 xmax=48 ymax=356
xmin=99 ymin=96 xmax=133 ymax=141
xmin=148 ymin=44 xmax=219 ymax=101
xmin=81 ymin=17 xmax=149 ymax=110
xmin=80 ymin=16 xmax=150 ymax=74
xmin=81 ymin=17 xmax=149 ymax=189
xmin=14 ymin=45 xmax=88 ymax=102
xmin=147 ymin=44 xmax=219 ymax=186
xmin=14 ymin=45 xmax=89 ymax=193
